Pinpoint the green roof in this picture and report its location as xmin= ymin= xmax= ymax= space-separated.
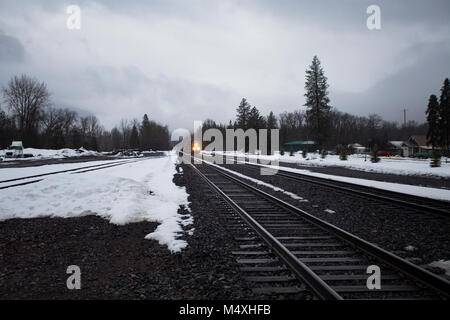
xmin=283 ymin=140 xmax=316 ymax=145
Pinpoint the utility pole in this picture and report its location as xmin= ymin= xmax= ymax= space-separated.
xmin=402 ymin=108 xmax=407 ymax=141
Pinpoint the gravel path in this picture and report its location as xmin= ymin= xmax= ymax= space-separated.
xmin=218 ymin=163 xmax=450 ymax=278
xmin=0 ymin=164 xmax=263 ymax=299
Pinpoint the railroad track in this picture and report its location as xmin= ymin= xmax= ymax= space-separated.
xmin=0 ymin=158 xmax=149 ymax=189
xmin=212 ymin=154 xmax=450 ymax=217
xmin=191 ymin=160 xmax=450 ymax=300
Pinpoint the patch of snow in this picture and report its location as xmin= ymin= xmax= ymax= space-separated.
xmin=251 ymin=163 xmax=450 ymax=202
xmin=211 ymin=151 xmax=450 ymax=179
xmin=0 ymin=147 xmax=102 ymax=161
xmin=0 ymin=155 xmax=192 ymax=253
xmin=324 ymin=209 xmax=336 ymax=214
xmin=404 ymin=245 xmax=416 ymax=252
xmin=429 ymin=260 xmax=450 ymax=276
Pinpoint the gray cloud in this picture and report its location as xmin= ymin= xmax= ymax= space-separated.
xmin=0 ymin=0 xmax=449 ymax=128
xmin=0 ymin=31 xmax=25 ymax=63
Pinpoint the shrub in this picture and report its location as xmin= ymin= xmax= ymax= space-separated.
xmin=371 ymin=144 xmax=380 ymax=163
xmin=339 ymin=146 xmax=347 ymax=160
xmin=430 ymin=149 xmax=441 ymax=167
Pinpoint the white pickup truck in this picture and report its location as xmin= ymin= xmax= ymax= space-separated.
xmin=5 ymin=141 xmax=24 ymax=158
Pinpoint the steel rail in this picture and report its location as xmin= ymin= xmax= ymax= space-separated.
xmin=199 ymin=160 xmax=450 ymax=299
xmin=238 ymin=161 xmax=450 ymax=217
xmin=190 ymin=163 xmax=343 ymax=300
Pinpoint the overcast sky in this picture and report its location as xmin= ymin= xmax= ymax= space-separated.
xmin=0 ymin=0 xmax=449 ymax=130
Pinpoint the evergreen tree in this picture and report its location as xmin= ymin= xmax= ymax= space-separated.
xmin=426 ymin=94 xmax=441 ymax=148
xmin=304 ymin=56 xmax=331 ymax=149
xmin=140 ymin=114 xmax=152 ymax=150
xmin=266 ymin=111 xmax=278 ymax=130
xmin=248 ymin=106 xmax=265 ymax=130
xmin=371 ymin=144 xmax=380 ymax=163
xmin=438 ymin=78 xmax=450 ymax=154
xmin=236 ymin=98 xmax=251 ymax=130
xmin=339 ymin=145 xmax=347 ymax=160
xmin=129 ymin=124 xmax=140 ymax=149
xmin=266 ymin=111 xmax=278 ymax=155
xmin=302 ymin=148 xmax=307 ymax=158
xmin=430 ymin=149 xmax=441 ymax=168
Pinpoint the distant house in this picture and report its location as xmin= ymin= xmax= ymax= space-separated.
xmin=388 ymin=136 xmax=431 ymax=157
xmin=348 ymin=143 xmax=365 ymax=154
xmin=283 ymin=140 xmax=316 ymax=152
xmin=388 ymin=140 xmax=409 ymax=156
xmin=406 ymin=135 xmax=431 ymax=156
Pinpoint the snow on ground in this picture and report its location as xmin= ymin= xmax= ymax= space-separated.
xmin=0 ymin=147 xmax=101 ymax=161
xmin=429 ymin=260 xmax=450 ymax=276
xmin=252 ymin=163 xmax=450 ymax=202
xmin=0 ymin=154 xmax=192 ymax=252
xmin=211 ymin=151 xmax=450 ymax=179
xmin=202 ymin=159 xmax=306 ymax=202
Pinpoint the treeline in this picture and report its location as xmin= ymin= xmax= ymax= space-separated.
xmin=199 ymin=99 xmax=427 ymax=152
xmin=200 ymin=56 xmax=442 ymax=154
xmin=0 ymin=74 xmax=170 ymax=151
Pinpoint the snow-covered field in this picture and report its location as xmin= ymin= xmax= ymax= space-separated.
xmin=0 ymin=154 xmax=192 ymax=252
xmin=211 ymin=151 xmax=450 ymax=178
xmin=0 ymin=147 xmax=102 ymax=161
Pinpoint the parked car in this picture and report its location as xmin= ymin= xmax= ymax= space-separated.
xmin=377 ymin=150 xmax=395 ymax=157
xmin=5 ymin=141 xmax=24 ymax=158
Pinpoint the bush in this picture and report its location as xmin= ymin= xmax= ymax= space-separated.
xmin=289 ymin=147 xmax=294 ymax=156
xmin=321 ymin=149 xmax=327 ymax=159
xmin=430 ymin=149 xmax=441 ymax=167
xmin=371 ymin=144 xmax=380 ymax=163
xmin=302 ymin=149 xmax=307 ymax=158
xmin=280 ymin=149 xmax=285 ymax=156
xmin=339 ymin=146 xmax=347 ymax=160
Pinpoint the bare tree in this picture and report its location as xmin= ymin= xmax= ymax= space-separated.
xmin=2 ymin=74 xmax=50 ymax=144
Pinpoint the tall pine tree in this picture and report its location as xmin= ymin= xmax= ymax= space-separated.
xmin=438 ymin=78 xmax=450 ymax=154
xmin=304 ymin=56 xmax=331 ymax=150
xmin=236 ymin=98 xmax=251 ymax=130
xmin=426 ymin=94 xmax=441 ymax=149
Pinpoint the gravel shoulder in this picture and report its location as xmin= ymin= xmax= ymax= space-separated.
xmin=219 ymin=163 xmax=450 ymax=278
xmin=0 ymin=163 xmax=261 ymax=299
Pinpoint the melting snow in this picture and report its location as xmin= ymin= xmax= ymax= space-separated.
xmin=0 ymin=154 xmax=192 ymax=253
xmin=429 ymin=260 xmax=450 ymax=276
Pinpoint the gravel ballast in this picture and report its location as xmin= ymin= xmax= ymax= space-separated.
xmin=0 ymin=163 xmax=267 ymax=299
xmin=217 ymin=162 xmax=450 ymax=278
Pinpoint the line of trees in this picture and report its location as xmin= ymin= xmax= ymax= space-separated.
xmin=199 ymin=56 xmax=433 ymax=153
xmin=0 ymin=74 xmax=170 ymax=151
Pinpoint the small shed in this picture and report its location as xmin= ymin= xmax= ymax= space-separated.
xmin=283 ymin=140 xmax=316 ymax=152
